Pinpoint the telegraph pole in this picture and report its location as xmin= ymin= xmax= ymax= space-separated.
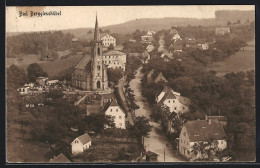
xmin=164 ymin=148 xmax=165 ymax=162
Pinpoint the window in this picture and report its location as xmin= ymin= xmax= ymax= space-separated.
xmin=98 ymin=73 xmax=100 ymax=76
xmin=183 ymin=132 xmax=186 ymax=137
xmin=168 ymin=100 xmax=170 ymax=103
xmin=183 ymin=107 xmax=185 ymax=110
xmin=221 ymin=140 xmax=223 ymax=144
xmin=175 ymin=107 xmax=177 ymax=110
xmin=119 ymin=116 xmax=122 ymax=119
xmin=97 ymin=65 xmax=100 ymax=71
xmin=116 ymin=108 xmax=118 ymax=112
xmin=109 ymin=61 xmax=111 ymax=63
xmin=119 ymin=123 xmax=122 ymax=126
xmin=110 ymin=109 xmax=112 ymax=112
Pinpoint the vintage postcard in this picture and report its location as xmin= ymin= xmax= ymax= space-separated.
xmin=6 ymin=5 xmax=255 ymax=163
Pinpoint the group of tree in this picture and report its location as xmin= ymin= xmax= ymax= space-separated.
xmin=141 ymin=51 xmax=255 ymax=159
xmin=7 ymin=31 xmax=75 ymax=58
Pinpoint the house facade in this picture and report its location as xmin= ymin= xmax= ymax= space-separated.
xmin=157 ymin=86 xmax=190 ymax=114
xmin=103 ymin=50 xmax=126 ymax=71
xmin=179 ymin=120 xmax=227 ymax=161
xmin=71 ymin=133 xmax=92 ymax=155
xmin=101 ymin=34 xmax=116 ymax=47
xmin=17 ymin=86 xmax=30 ymax=95
xmin=102 ymin=99 xmax=126 ymax=129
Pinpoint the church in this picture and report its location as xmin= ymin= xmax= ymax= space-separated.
xmin=71 ymin=15 xmax=109 ymax=91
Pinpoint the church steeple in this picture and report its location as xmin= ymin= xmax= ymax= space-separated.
xmin=94 ymin=13 xmax=100 ymax=42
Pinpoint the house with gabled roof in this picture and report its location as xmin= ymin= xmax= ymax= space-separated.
xmin=157 ymin=86 xmax=190 ymax=114
xmin=71 ymin=133 xmax=92 ymax=155
xmin=101 ymin=99 xmax=126 ymax=129
xmin=154 ymin=72 xmax=168 ymax=84
xmin=101 ymin=34 xmax=116 ymax=47
xmin=179 ymin=120 xmax=227 ymax=160
xmin=49 ymin=153 xmax=71 ymax=163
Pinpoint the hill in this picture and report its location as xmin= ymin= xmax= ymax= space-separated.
xmin=215 ymin=10 xmax=254 ymax=23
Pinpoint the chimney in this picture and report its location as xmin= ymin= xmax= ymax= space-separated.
xmin=208 ymin=118 xmax=211 ymax=125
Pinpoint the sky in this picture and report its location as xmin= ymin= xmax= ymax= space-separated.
xmin=6 ymin=5 xmax=254 ymax=32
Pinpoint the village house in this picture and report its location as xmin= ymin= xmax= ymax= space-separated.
xmin=103 ymin=50 xmax=127 ymax=71
xmin=49 ymin=153 xmax=71 ymax=163
xmin=36 ymin=77 xmax=48 ymax=86
xmin=101 ymin=34 xmax=116 ymax=47
xmin=72 ymin=37 xmax=79 ymax=42
xmin=154 ymin=72 xmax=168 ymax=84
xmin=101 ymin=99 xmax=126 ymax=129
xmin=146 ymin=44 xmax=155 ymax=52
xmin=141 ymin=51 xmax=151 ymax=63
xmin=160 ymin=51 xmax=174 ymax=61
xmin=156 ymin=86 xmax=190 ymax=114
xmin=169 ymin=43 xmax=183 ymax=53
xmin=17 ymin=86 xmax=30 ymax=95
xmin=71 ymin=133 xmax=92 ymax=155
xmin=129 ymin=39 xmax=137 ymax=42
xmin=215 ymin=27 xmax=230 ymax=35
xmin=179 ymin=120 xmax=227 ymax=161
xmin=146 ymin=30 xmax=156 ymax=36
xmin=171 ymin=33 xmax=182 ymax=42
xmin=141 ymin=35 xmax=153 ymax=43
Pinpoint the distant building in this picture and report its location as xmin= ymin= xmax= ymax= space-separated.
xmin=141 ymin=51 xmax=151 ymax=63
xmin=103 ymin=50 xmax=126 ymax=71
xmin=215 ymin=27 xmax=230 ymax=35
xmin=101 ymin=99 xmax=126 ymax=129
xmin=179 ymin=120 xmax=227 ymax=161
xmin=72 ymin=38 xmax=79 ymax=42
xmin=36 ymin=77 xmax=48 ymax=86
xmin=129 ymin=39 xmax=137 ymax=42
xmin=161 ymin=51 xmax=174 ymax=61
xmin=146 ymin=44 xmax=155 ymax=52
xmin=49 ymin=153 xmax=71 ymax=163
xmin=17 ymin=86 xmax=30 ymax=95
xmin=146 ymin=30 xmax=156 ymax=36
xmin=141 ymin=35 xmax=153 ymax=43
xmin=171 ymin=33 xmax=182 ymax=42
xmin=101 ymin=34 xmax=116 ymax=47
xmin=71 ymin=133 xmax=92 ymax=155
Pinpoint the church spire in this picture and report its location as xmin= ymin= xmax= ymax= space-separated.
xmin=94 ymin=13 xmax=100 ymax=42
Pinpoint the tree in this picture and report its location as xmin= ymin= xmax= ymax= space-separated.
xmin=130 ymin=116 xmax=152 ymax=143
xmin=27 ymin=63 xmax=48 ymax=82
xmin=107 ymin=68 xmax=123 ymax=85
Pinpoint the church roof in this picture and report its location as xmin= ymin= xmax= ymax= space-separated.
xmin=75 ymin=55 xmax=91 ymax=70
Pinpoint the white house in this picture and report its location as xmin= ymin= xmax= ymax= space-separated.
xmin=171 ymin=33 xmax=182 ymax=42
xmin=179 ymin=120 xmax=227 ymax=161
xmin=157 ymin=86 xmax=190 ymax=114
xmin=101 ymin=34 xmax=116 ymax=47
xmin=146 ymin=30 xmax=156 ymax=36
xmin=17 ymin=86 xmax=30 ymax=95
xmin=103 ymin=50 xmax=126 ymax=71
xmin=102 ymin=99 xmax=126 ymax=129
xmin=146 ymin=44 xmax=155 ymax=52
xmin=71 ymin=133 xmax=92 ymax=155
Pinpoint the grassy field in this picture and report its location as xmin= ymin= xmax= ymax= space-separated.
xmin=207 ymin=42 xmax=255 ymax=77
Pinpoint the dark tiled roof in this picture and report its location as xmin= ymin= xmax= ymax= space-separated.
xmin=103 ymin=50 xmax=126 ymax=56
xmin=154 ymin=72 xmax=168 ymax=83
xmin=75 ymin=55 xmax=91 ymax=70
xmin=145 ymin=151 xmax=159 ymax=156
xmin=101 ymin=99 xmax=125 ymax=114
xmin=158 ymin=90 xmax=176 ymax=105
xmin=77 ymin=133 xmax=92 ymax=145
xmin=50 ymin=153 xmax=71 ymax=163
xmin=184 ymin=120 xmax=226 ymax=142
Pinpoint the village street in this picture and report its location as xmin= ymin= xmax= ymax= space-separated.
xmin=129 ymin=67 xmax=184 ymax=162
